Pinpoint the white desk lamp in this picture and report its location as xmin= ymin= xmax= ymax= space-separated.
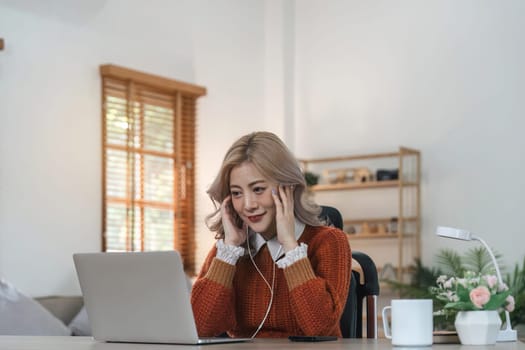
xmin=436 ymin=226 xmax=517 ymax=342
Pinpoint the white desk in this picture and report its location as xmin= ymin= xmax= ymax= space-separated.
xmin=0 ymin=337 xmax=523 ymax=350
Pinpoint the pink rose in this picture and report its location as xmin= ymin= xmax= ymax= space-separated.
xmin=470 ymin=286 xmax=491 ymax=308
xmin=506 ymin=295 xmax=515 ymax=312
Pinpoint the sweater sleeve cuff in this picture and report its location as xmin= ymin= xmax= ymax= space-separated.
xmin=204 ymin=258 xmax=236 ymax=288
xmin=276 ymin=243 xmax=308 ymax=269
xmin=282 ymin=257 xmax=316 ymax=290
xmin=215 ymin=239 xmax=245 ymax=265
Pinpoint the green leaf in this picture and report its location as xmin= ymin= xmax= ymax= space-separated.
xmin=483 ymin=291 xmax=511 ymax=310
xmin=436 ymin=249 xmax=464 ymax=276
xmin=456 ymin=284 xmax=470 ymax=301
xmin=504 ymin=256 xmax=525 ymax=326
xmin=436 ymin=295 xmax=452 ymax=303
xmin=445 ymin=301 xmax=474 ymax=311
xmin=463 ymin=247 xmax=503 ymax=275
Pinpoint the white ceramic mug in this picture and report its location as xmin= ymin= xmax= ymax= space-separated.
xmin=382 ymin=299 xmax=433 ymax=346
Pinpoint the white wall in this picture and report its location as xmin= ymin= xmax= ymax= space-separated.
xmin=293 ymin=0 xmax=525 ymax=269
xmin=0 ymin=0 xmax=272 ymax=296
xmin=1 ymin=0 xmax=524 ymax=296
xmin=190 ymin=0 xmax=271 ymax=273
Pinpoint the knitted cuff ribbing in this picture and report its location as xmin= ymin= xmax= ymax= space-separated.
xmin=205 ymin=258 xmax=236 ymax=288
xmin=283 ymin=257 xmax=316 ymax=290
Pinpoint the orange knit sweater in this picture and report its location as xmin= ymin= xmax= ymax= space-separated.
xmin=190 ymin=225 xmax=351 ymax=338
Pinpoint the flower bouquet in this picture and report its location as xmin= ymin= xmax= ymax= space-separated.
xmin=430 ymin=271 xmax=515 ymax=345
xmin=430 ymin=271 xmax=514 ymax=314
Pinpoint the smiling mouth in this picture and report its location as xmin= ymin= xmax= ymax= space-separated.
xmin=247 ymin=214 xmax=264 ymax=223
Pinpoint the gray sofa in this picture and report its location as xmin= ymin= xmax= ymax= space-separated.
xmin=0 ymin=279 xmax=90 ymax=336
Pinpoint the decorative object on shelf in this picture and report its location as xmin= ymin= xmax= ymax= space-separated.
xmin=322 ymin=168 xmax=353 ymax=184
xmin=380 ymin=263 xmax=397 ymax=281
xmin=389 ymin=217 xmax=398 ymax=234
xmin=353 ymin=167 xmax=374 ymax=183
xmin=376 ymin=169 xmax=399 ymax=181
xmin=345 ymin=225 xmax=357 ymax=234
xmin=454 ymin=310 xmax=501 ymax=345
xmin=435 ymin=226 xmax=517 ymax=342
xmin=377 ymin=223 xmax=387 ymax=235
xmin=361 ymin=222 xmax=370 ymax=234
xmin=304 ymin=171 xmax=319 ymax=187
xmin=322 ymin=167 xmax=374 ymax=184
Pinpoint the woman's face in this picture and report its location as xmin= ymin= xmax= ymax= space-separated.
xmin=229 ymin=162 xmax=277 ymax=239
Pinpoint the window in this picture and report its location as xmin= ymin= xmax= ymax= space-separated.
xmin=100 ymin=64 xmax=206 ymax=274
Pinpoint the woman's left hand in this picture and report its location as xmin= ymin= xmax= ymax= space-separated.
xmin=272 ymin=184 xmax=298 ymax=252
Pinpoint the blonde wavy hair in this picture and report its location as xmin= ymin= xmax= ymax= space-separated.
xmin=206 ymin=131 xmax=322 ymax=239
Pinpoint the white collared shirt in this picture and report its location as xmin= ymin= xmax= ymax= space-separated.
xmin=246 ymin=218 xmax=305 ymax=262
xmin=215 ymin=219 xmax=308 ymax=268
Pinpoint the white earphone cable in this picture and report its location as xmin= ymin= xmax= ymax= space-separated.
xmin=246 ymin=227 xmax=281 ymax=339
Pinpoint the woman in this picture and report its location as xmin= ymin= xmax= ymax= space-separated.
xmin=191 ymin=131 xmax=351 ymax=338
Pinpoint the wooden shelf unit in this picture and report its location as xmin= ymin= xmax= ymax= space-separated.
xmin=348 ymin=232 xmax=417 ymax=240
xmin=309 ymin=180 xmax=418 ymax=191
xmin=300 ymin=147 xmax=421 ymax=282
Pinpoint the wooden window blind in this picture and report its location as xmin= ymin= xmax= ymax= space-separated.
xmin=100 ymin=64 xmax=206 ymax=274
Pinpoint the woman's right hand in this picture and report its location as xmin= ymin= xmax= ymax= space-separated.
xmin=221 ymin=196 xmax=247 ymax=246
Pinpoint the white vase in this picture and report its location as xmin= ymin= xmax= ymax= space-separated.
xmin=454 ymin=310 xmax=502 ymax=345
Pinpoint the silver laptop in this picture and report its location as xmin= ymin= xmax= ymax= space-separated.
xmin=73 ymin=251 xmax=250 ymax=345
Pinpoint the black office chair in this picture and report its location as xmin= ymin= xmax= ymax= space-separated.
xmin=319 ymin=205 xmax=380 ymax=338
